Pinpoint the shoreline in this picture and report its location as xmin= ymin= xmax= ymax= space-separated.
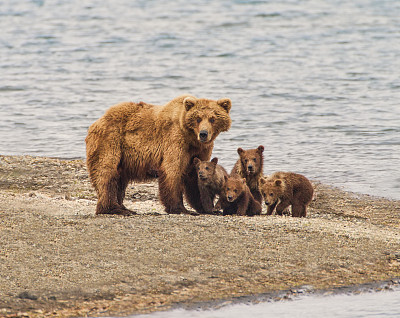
xmin=163 ymin=277 xmax=400 ymax=314
xmin=0 ymin=155 xmax=399 ymax=318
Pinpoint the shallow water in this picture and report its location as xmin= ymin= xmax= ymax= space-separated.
xmin=130 ymin=288 xmax=400 ymax=318
xmin=1 ymin=1 xmax=399 ymax=201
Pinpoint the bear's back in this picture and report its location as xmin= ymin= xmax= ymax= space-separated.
xmin=273 ymin=172 xmax=313 ymax=203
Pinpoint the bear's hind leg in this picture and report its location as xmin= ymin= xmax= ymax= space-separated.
xmin=116 ymin=170 xmax=136 ymax=214
xmin=292 ymin=203 xmax=306 ymax=218
xmin=95 ymin=162 xmax=135 ymax=216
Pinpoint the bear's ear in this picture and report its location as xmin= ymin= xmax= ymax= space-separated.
xmin=237 ymin=148 xmax=244 ymax=155
xmin=224 ymin=175 xmax=228 ymax=182
xmin=184 ymin=97 xmax=197 ymax=111
xmin=241 ymin=178 xmax=246 ymax=184
xmin=193 ymin=157 xmax=201 ymax=166
xmin=211 ymin=157 xmax=218 ymax=164
xmin=274 ymin=179 xmax=282 ymax=187
xmin=259 ymin=177 xmax=266 ymax=185
xmin=257 ymin=145 xmax=264 ymax=153
xmin=217 ymin=98 xmax=231 ymax=113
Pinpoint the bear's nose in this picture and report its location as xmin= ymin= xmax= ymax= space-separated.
xmin=248 ymin=164 xmax=254 ymax=171
xmin=227 ymin=195 xmax=233 ymax=201
xmin=265 ymin=201 xmax=269 ymax=206
xmin=199 ymin=130 xmax=208 ymax=141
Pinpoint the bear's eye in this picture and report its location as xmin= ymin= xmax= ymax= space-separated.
xmin=244 ymin=159 xmax=248 ymax=163
xmin=209 ymin=117 xmax=215 ymax=123
xmin=269 ymin=193 xmax=274 ymax=196
xmin=227 ymin=187 xmax=230 ymax=191
xmin=205 ymin=167 xmax=209 ymax=170
xmin=196 ymin=118 xmax=202 ymax=123
xmin=234 ymin=189 xmax=238 ymax=193
xmin=253 ymin=158 xmax=257 ymax=162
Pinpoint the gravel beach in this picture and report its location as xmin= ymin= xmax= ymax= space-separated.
xmin=0 ymin=155 xmax=399 ymax=318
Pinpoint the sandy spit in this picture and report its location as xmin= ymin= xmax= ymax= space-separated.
xmin=0 ymin=155 xmax=399 ymax=317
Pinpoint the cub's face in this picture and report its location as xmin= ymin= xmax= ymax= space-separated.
xmin=260 ymin=178 xmax=284 ymax=206
xmin=224 ymin=177 xmax=246 ymax=202
xmin=184 ymin=97 xmax=232 ymax=144
xmin=194 ymin=157 xmax=218 ymax=183
xmin=238 ymin=145 xmax=264 ymax=175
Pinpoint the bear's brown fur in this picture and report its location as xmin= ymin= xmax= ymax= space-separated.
xmin=85 ymin=95 xmax=232 ymax=215
xmin=259 ymin=172 xmax=314 ymax=217
xmin=193 ymin=157 xmax=228 ymax=214
xmin=222 ymin=176 xmax=262 ymax=216
xmin=230 ymin=145 xmax=264 ymax=204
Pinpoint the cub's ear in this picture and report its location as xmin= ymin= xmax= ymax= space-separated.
xmin=241 ymin=178 xmax=246 ymax=184
xmin=224 ymin=175 xmax=228 ymax=182
xmin=274 ymin=179 xmax=282 ymax=187
xmin=193 ymin=157 xmax=201 ymax=166
xmin=217 ymin=98 xmax=231 ymax=113
xmin=257 ymin=145 xmax=264 ymax=153
xmin=211 ymin=157 xmax=218 ymax=164
xmin=184 ymin=97 xmax=197 ymax=111
xmin=259 ymin=177 xmax=266 ymax=185
xmin=237 ymin=148 xmax=244 ymax=155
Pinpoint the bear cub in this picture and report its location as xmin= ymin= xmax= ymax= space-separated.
xmin=193 ymin=157 xmax=229 ymax=214
xmin=260 ymin=172 xmax=314 ymax=217
xmin=231 ymin=145 xmax=264 ymax=204
xmin=222 ymin=176 xmax=262 ymax=216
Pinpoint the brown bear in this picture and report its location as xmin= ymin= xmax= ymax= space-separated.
xmin=222 ymin=176 xmax=262 ymax=216
xmin=259 ymin=172 xmax=314 ymax=217
xmin=85 ymin=95 xmax=232 ymax=215
xmin=230 ymin=145 xmax=264 ymax=204
xmin=193 ymin=157 xmax=228 ymax=214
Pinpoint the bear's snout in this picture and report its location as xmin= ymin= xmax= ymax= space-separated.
xmin=227 ymin=195 xmax=234 ymax=202
xmin=198 ymin=171 xmax=207 ymax=180
xmin=199 ymin=130 xmax=209 ymax=142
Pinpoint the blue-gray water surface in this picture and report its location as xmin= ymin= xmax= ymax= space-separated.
xmin=0 ymin=0 xmax=399 ymax=200
xmin=130 ymin=288 xmax=400 ymax=318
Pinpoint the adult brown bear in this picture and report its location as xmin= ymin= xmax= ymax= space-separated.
xmin=85 ymin=95 xmax=232 ymax=215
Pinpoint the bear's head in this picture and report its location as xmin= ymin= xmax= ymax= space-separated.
xmin=224 ymin=176 xmax=246 ymax=203
xmin=237 ymin=145 xmax=264 ymax=175
xmin=183 ymin=96 xmax=231 ymax=144
xmin=193 ymin=157 xmax=218 ymax=184
xmin=259 ymin=177 xmax=286 ymax=206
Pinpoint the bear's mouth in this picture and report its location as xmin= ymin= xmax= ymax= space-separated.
xmin=265 ymin=199 xmax=278 ymax=206
xmin=246 ymin=166 xmax=255 ymax=175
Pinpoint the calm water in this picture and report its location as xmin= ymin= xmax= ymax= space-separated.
xmin=130 ymin=288 xmax=400 ymax=318
xmin=1 ymin=0 xmax=399 ymax=200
